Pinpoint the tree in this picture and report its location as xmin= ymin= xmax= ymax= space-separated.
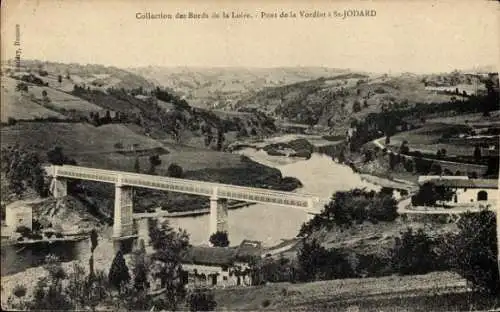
xmin=16 ymin=82 xmax=28 ymax=92
xmin=108 ymin=249 xmax=131 ymax=292
xmin=47 ymin=146 xmax=71 ymax=166
xmin=447 ymin=211 xmax=499 ymax=294
xmin=167 ymin=163 xmax=183 ymax=178
xmin=352 ymin=100 xmax=362 ymax=113
xmin=389 ymin=152 xmax=397 ymax=170
xmin=411 ymin=182 xmax=454 ymax=207
xmin=148 ymin=219 xmax=190 ymax=311
xmin=297 ymin=238 xmax=328 ymax=281
xmin=148 ymin=154 xmax=162 ymax=174
xmin=66 ymin=263 xmax=109 ymax=311
xmin=404 ymin=159 xmax=414 ymax=173
xmin=132 ymin=239 xmax=150 ymax=292
xmin=134 ymin=157 xmax=140 ymax=173
xmin=474 ymin=146 xmax=482 ymax=162
xmin=216 ymin=129 xmax=225 ymax=151
xmin=368 ymin=190 xmax=398 ymax=222
xmin=296 ymin=239 xmax=353 ymax=281
xmin=89 ymin=229 xmax=99 ymax=279
xmin=209 ymin=231 xmax=230 ymax=247
xmin=25 ymin=255 xmax=73 ymax=311
xmin=58 ymin=75 xmax=62 ymax=83
xmin=187 ymin=288 xmax=217 ymax=311
xmin=391 ymin=228 xmax=438 ymax=275
xmin=237 ymin=127 xmax=248 ymax=138
xmin=429 ymin=162 xmax=442 ymax=175
xmin=399 ymin=140 xmax=410 ymax=154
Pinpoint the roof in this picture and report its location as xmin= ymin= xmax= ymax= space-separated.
xmin=180 ymin=246 xmax=237 ymax=266
xmin=425 ymin=178 xmax=498 ymax=189
xmin=179 ymin=242 xmax=263 ymax=266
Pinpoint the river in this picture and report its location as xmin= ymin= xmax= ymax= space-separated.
xmin=1 ymin=138 xmax=381 ymax=277
xmin=145 ymin=146 xmax=381 ymax=247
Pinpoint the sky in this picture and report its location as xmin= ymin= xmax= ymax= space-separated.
xmin=1 ymin=0 xmax=499 ymax=73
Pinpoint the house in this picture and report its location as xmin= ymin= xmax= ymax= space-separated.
xmin=178 ymin=241 xmax=262 ymax=288
xmin=4 ymin=202 xmax=33 ymax=236
xmin=419 ymin=177 xmax=498 ymax=205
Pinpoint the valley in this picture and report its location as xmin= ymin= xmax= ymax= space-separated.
xmin=1 ymin=60 xmax=499 ymax=311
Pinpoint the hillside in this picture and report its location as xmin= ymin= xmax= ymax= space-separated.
xmin=128 ymin=66 xmax=351 ymax=109
xmin=0 ymin=61 xmax=301 ymax=218
xmin=235 ymin=72 xmax=490 ymax=135
xmin=3 ymin=60 xmax=156 ymax=92
xmin=214 ymin=272 xmax=479 ymax=311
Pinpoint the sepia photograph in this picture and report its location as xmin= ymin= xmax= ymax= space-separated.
xmin=0 ymin=0 xmax=499 ymax=311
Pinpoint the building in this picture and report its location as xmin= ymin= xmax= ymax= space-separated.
xmin=419 ymin=177 xmax=498 ymax=206
xmin=178 ymin=240 xmax=262 ymax=288
xmin=4 ymin=202 xmax=33 ymax=235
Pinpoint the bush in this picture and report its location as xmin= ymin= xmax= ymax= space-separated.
xmin=297 ymin=239 xmax=354 ymax=281
xmin=15 ymin=82 xmax=28 ymax=92
xmin=12 ymin=284 xmax=27 ymax=298
xmin=7 ymin=117 xmax=17 ymax=125
xmin=15 ymin=226 xmax=32 ymax=237
xmin=209 ymin=231 xmax=229 ymax=247
xmin=391 ymin=228 xmax=441 ymax=275
xmin=167 ymin=163 xmax=183 ymax=178
xmin=261 ymin=299 xmax=271 ymax=308
xmin=187 ymin=288 xmax=217 ymax=311
xmin=299 ymin=188 xmax=398 ymax=236
xmin=352 ymin=101 xmax=362 ymax=113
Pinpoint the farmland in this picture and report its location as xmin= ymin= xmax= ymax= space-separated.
xmin=0 ymin=77 xmax=65 ymax=122
xmin=213 ymin=271 xmax=496 ymax=311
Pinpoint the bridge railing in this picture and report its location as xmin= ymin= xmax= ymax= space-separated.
xmin=46 ymin=165 xmax=324 ymax=209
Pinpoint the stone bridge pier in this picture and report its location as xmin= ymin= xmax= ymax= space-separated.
xmin=51 ymin=176 xmax=68 ymax=198
xmin=209 ymin=196 xmax=228 ymax=239
xmin=113 ymin=182 xmax=135 ymax=239
xmin=112 ymin=180 xmax=137 ymax=253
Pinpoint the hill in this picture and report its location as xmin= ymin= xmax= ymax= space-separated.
xmin=213 ymin=272 xmax=479 ymax=311
xmin=128 ymin=66 xmax=351 ymax=109
xmin=2 ymin=60 xmax=156 ymax=92
xmin=1 ymin=77 xmax=65 ymax=122
xmin=235 ymin=71 xmax=495 ymax=135
xmin=0 ymin=61 xmax=300 ymax=217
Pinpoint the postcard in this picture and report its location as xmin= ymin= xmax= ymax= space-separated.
xmin=1 ymin=0 xmax=499 ymax=311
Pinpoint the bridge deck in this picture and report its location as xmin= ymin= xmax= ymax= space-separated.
xmin=46 ymin=165 xmax=325 ymax=211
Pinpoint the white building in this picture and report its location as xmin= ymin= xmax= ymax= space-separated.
xmin=4 ymin=202 xmax=33 ymax=235
xmin=421 ymin=178 xmax=498 ymax=206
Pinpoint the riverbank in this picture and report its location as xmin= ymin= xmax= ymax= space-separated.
xmin=134 ymin=201 xmax=257 ymax=219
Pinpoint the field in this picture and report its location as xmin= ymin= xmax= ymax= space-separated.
xmin=0 ymin=122 xmax=163 ymax=154
xmin=428 ymin=111 xmax=500 ymax=128
xmin=235 ymin=72 xmax=459 ymax=135
xmin=0 ymin=77 xmax=65 ymax=122
xmin=24 ymin=81 xmax=104 ymax=113
xmin=213 ymin=271 xmax=499 ymax=311
xmin=386 ymin=119 xmax=499 ymax=158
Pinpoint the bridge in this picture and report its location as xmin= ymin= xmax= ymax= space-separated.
xmin=45 ymin=165 xmax=325 ymax=243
